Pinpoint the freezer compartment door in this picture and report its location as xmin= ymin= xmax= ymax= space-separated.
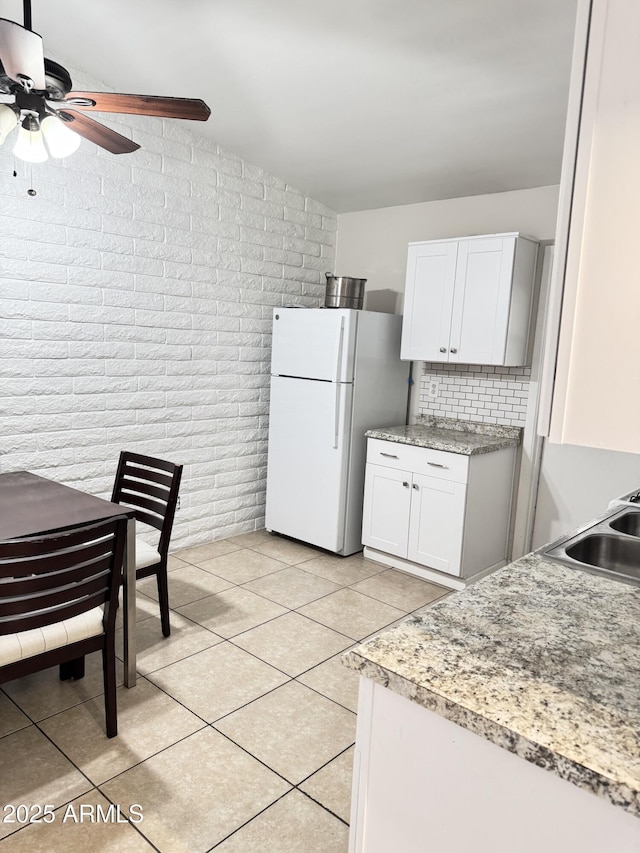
xmin=271 ymin=308 xmax=358 ymax=382
xmin=266 ymin=376 xmax=353 ymax=553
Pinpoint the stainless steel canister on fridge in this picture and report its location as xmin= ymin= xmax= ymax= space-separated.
xmin=324 ymin=275 xmax=366 ymax=309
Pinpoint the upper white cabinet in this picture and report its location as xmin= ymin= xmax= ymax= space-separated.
xmin=401 ymin=233 xmax=538 ymax=366
xmin=542 ymin=0 xmax=640 ymax=454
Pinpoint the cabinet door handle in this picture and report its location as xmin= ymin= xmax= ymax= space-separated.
xmin=439 ymin=346 xmax=446 ymax=353
xmin=427 ymin=461 xmax=449 ymax=469
xmin=380 ymin=452 xmax=399 ymax=459
xmin=402 ymin=481 xmax=409 ymax=488
xmin=412 ymin=483 xmax=419 ymax=490
xmin=450 ymin=347 xmax=458 ymax=354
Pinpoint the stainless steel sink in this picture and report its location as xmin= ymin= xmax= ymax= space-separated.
xmin=540 ymin=508 xmax=640 ymax=587
xmin=609 ymin=510 xmax=640 ymax=537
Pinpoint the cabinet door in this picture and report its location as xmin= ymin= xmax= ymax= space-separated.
xmin=400 ymin=242 xmax=458 ymax=361
xmin=449 ymin=237 xmax=516 ymax=365
xmin=546 ymin=0 xmax=640 ymax=453
xmin=362 ymin=464 xmax=412 ymax=557
xmin=407 ymin=473 xmax=466 ymax=575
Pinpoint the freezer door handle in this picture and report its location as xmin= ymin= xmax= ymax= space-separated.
xmin=333 ymin=383 xmax=341 ymax=449
xmin=333 ymin=317 xmax=345 ymax=382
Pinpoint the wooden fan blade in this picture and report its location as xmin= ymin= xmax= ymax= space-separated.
xmin=65 ymin=92 xmax=211 ymax=121
xmin=58 ymin=110 xmax=140 ymax=154
xmin=0 ymin=18 xmax=45 ymax=89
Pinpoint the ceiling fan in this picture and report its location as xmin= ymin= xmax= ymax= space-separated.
xmin=0 ymin=0 xmax=211 ymax=164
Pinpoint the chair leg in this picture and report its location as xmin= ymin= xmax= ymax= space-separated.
xmin=156 ymin=566 xmax=171 ymax=638
xmin=60 ymin=656 xmax=86 ymax=681
xmin=102 ymin=644 xmax=118 ymax=738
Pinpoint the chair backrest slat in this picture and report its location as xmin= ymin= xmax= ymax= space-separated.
xmin=118 ymin=491 xmax=167 ymax=530
xmin=121 ymin=462 xmax=174 ymax=489
xmin=120 ymin=480 xmax=171 ymax=505
xmin=0 ymin=569 xmax=110 ymax=619
xmin=0 ymin=536 xmax=113 ymax=578
xmin=0 ymin=525 xmax=114 ymax=558
xmin=111 ymin=452 xmax=183 ymax=557
xmin=0 ymin=517 xmax=126 ymax=636
xmin=0 ymin=552 xmax=113 ymax=597
xmin=2 ymin=592 xmax=110 ymax=635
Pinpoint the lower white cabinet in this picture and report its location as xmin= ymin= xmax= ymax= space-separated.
xmin=407 ymin=472 xmax=466 ymax=574
xmin=362 ymin=438 xmax=515 ymax=586
xmin=361 ymin=466 xmax=412 ymax=558
xmin=349 ymin=679 xmax=640 ymax=853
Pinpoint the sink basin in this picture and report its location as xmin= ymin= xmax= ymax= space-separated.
xmin=565 ymin=534 xmax=640 ymax=580
xmin=540 ymin=507 xmax=640 ymax=587
xmin=609 ymin=510 xmax=640 ymax=538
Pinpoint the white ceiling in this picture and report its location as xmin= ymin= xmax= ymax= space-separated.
xmin=6 ymin=0 xmax=578 ymax=212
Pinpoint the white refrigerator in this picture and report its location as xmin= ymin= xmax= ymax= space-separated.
xmin=265 ymin=308 xmax=409 ymax=556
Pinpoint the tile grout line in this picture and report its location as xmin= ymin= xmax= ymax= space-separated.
xmin=96 ymin=786 xmax=163 ymax=852
xmin=295 ymin=787 xmax=350 ymax=827
xmin=204 ymin=787 xmax=293 ymax=851
xmin=20 ymin=671 xmax=211 ymax=793
xmin=208 ymin=723 xmax=355 ymax=814
xmin=1 ymin=534 xmax=448 ymax=850
xmin=93 ymin=716 xmax=211 ymax=790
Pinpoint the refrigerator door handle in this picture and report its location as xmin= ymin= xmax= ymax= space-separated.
xmin=333 ymin=382 xmax=341 ymax=449
xmin=333 ymin=317 xmax=345 ymax=382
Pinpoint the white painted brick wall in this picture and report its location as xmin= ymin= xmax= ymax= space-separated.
xmin=0 ymin=67 xmax=336 ymax=550
xmin=418 ymin=363 xmax=531 ymax=427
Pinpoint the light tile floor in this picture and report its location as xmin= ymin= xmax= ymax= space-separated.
xmin=0 ymin=531 xmax=448 ymax=852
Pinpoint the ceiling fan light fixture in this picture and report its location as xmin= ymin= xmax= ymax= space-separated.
xmin=41 ymin=113 xmax=80 ymax=158
xmin=0 ymin=3 xmax=210 ymax=163
xmin=13 ymin=114 xmax=48 ymax=162
xmin=0 ymin=103 xmax=18 ymax=143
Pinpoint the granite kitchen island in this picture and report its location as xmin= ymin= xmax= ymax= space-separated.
xmin=343 ymin=549 xmax=640 ymax=852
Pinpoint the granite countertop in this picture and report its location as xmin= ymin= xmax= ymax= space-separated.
xmin=366 ymin=417 xmax=521 ymax=456
xmin=343 ymin=551 xmax=640 ymax=817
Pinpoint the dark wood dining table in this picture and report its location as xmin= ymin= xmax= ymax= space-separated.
xmin=0 ymin=470 xmax=138 ymax=687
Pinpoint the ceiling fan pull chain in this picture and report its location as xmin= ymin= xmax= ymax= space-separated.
xmin=27 ymin=161 xmax=36 ymax=196
xmin=23 ymin=0 xmax=32 ymax=32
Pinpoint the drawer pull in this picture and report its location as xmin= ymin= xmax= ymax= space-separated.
xmin=427 ymin=462 xmax=449 ymax=469
xmin=380 ymin=452 xmax=399 ymax=459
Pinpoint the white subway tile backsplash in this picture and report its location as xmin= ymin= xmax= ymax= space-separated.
xmin=418 ymin=362 xmax=531 ymax=427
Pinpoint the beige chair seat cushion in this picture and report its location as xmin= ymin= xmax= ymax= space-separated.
xmin=0 ymin=607 xmax=104 ymax=667
xmin=136 ymin=537 xmax=160 ymax=570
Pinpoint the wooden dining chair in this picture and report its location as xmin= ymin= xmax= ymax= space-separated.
xmin=0 ymin=517 xmax=127 ymax=738
xmin=111 ymin=451 xmax=183 ymax=637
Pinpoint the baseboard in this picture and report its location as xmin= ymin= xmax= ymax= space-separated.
xmin=362 ymin=547 xmax=505 ymax=591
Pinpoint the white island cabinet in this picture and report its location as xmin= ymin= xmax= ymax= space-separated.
xmin=362 ymin=428 xmax=517 ymax=590
xmin=349 ymin=679 xmax=640 ymax=853
xmin=400 ymin=233 xmax=538 ymax=366
xmin=343 ymin=550 xmax=640 ymax=853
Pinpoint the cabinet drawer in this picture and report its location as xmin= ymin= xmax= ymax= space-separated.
xmin=366 ymin=438 xmax=469 ymax=483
